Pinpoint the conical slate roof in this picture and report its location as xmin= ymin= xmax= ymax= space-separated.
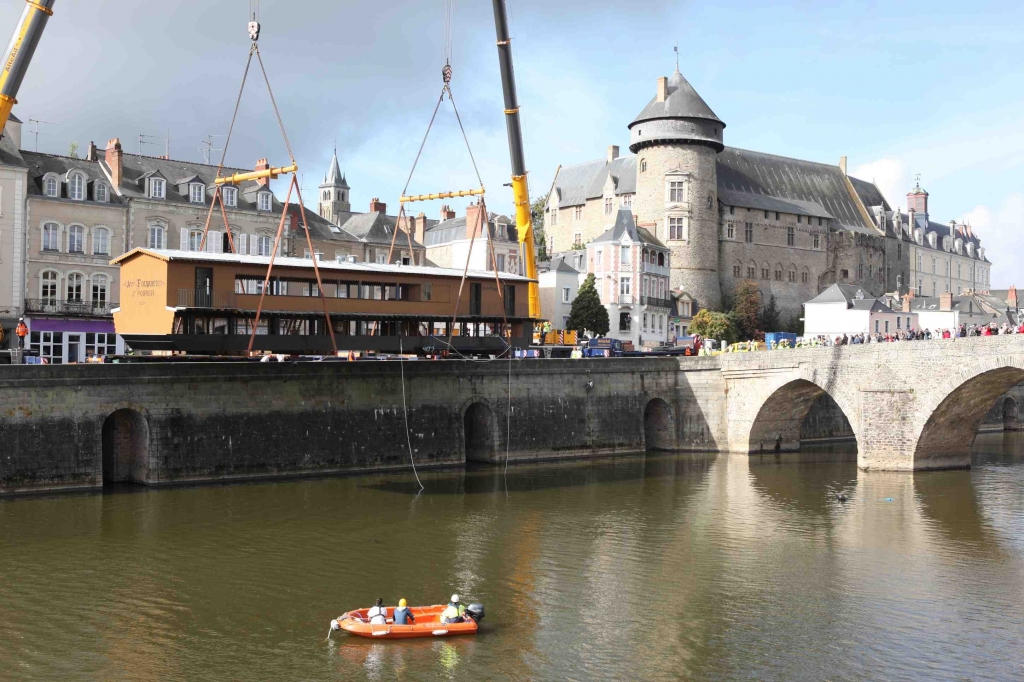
xmin=323 ymin=150 xmax=349 ymax=188
xmin=630 ymin=69 xmax=724 ymax=127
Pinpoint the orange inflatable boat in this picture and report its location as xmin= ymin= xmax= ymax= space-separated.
xmin=330 ymin=604 xmax=484 ymax=639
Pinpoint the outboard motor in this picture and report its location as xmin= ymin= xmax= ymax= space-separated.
xmin=465 ymin=603 xmax=485 ymax=623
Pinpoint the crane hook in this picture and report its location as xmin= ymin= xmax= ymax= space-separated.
xmin=248 ymin=18 xmax=261 ymax=42
xmin=442 ymin=62 xmax=453 ymax=86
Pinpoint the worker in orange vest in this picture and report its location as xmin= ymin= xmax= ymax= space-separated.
xmin=15 ymin=317 xmax=28 ymax=349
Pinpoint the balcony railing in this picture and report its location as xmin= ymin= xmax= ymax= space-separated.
xmin=641 ymin=296 xmax=673 ymax=309
xmin=24 ymin=298 xmax=114 ymax=316
xmin=641 ymin=263 xmax=670 ymax=277
xmin=615 ymin=294 xmax=634 ymax=305
xmin=177 ymin=289 xmax=237 ymax=308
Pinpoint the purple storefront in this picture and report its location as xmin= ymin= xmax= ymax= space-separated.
xmin=26 ymin=316 xmax=123 ymax=364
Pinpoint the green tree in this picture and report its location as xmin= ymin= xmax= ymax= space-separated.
xmin=530 ymin=196 xmax=548 ymax=262
xmin=688 ymin=309 xmax=737 ymax=345
xmin=567 ymin=274 xmax=609 ymax=336
xmin=68 ymin=141 xmax=79 ymax=159
xmin=759 ymin=294 xmax=781 ymax=332
xmin=729 ymin=279 xmax=762 ymax=340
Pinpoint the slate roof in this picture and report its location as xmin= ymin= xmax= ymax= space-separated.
xmin=806 ymin=282 xmax=878 ymax=307
xmin=631 ymin=69 xmax=724 ymax=126
xmin=285 ymin=204 xmax=360 ymax=243
xmin=538 ymin=253 xmax=581 ymax=275
xmin=591 ymin=208 xmax=666 ymax=248
xmin=101 ymin=152 xmax=281 ymax=213
xmin=334 ymin=211 xmax=427 ymax=249
xmin=21 ymin=151 xmax=125 ymax=204
xmin=423 ymin=212 xmax=514 ymax=247
xmin=550 ymin=146 xmax=886 ymax=234
xmin=0 ymin=129 xmax=25 ymax=169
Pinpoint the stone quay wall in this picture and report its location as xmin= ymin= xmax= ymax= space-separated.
xmin=0 ymin=357 xmax=727 ymax=495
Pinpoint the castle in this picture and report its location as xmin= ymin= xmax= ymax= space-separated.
xmin=544 ymin=69 xmax=992 ymax=324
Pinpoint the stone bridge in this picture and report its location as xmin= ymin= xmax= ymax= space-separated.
xmin=718 ymin=335 xmax=1024 ymax=470
xmin=0 ymin=336 xmax=1021 ymax=494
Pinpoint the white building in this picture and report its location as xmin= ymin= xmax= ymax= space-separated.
xmin=423 ymin=202 xmax=520 ymax=276
xmin=537 ymin=254 xmax=582 ymax=330
xmin=804 ymin=283 xmax=917 ymax=337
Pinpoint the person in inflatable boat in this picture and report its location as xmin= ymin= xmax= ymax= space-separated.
xmin=393 ymin=598 xmax=414 ymax=625
xmin=367 ymin=597 xmax=387 ymax=625
xmin=441 ymin=594 xmax=467 ymax=624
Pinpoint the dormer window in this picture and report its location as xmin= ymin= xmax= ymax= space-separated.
xmin=189 ymin=182 xmax=205 ymax=204
xmin=68 ymin=173 xmax=85 ymax=201
xmin=258 ymin=191 xmax=272 ymax=211
xmin=43 ymin=175 xmax=58 ymax=197
xmin=95 ymin=182 xmax=108 ymax=203
xmin=150 ymin=178 xmax=165 ymax=199
xmin=222 ymin=186 xmax=237 ymax=208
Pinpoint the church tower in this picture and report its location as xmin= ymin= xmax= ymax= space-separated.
xmin=629 ymin=68 xmax=725 ymax=311
xmin=318 ymin=149 xmax=351 ymax=225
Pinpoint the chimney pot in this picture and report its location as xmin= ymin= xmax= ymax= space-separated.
xmin=656 ymin=77 xmax=668 ymax=103
xmin=254 ymin=158 xmax=271 ymax=187
xmin=86 ymin=141 xmax=98 ymax=162
xmin=902 ymin=290 xmax=914 ymax=313
xmin=1008 ymin=285 xmax=1018 ymax=309
xmin=839 ymin=156 xmax=848 ymax=176
xmin=440 ymin=203 xmax=456 ymax=221
xmin=369 ymin=197 xmax=387 ymax=214
xmin=607 ymin=145 xmax=619 ymax=163
xmin=465 ymin=202 xmax=486 ymax=240
xmin=939 ymin=292 xmax=953 ymax=311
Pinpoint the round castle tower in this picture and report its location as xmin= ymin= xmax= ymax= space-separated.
xmin=628 ymin=69 xmax=725 ymax=311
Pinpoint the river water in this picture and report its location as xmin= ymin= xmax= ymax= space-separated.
xmin=2 ymin=433 xmax=1023 ymax=681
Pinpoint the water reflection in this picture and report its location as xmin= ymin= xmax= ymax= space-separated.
xmin=0 ymin=436 xmax=1022 ymax=680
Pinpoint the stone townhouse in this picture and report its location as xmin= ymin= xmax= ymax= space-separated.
xmin=544 ymin=68 xmax=993 ymax=324
xmin=422 ymin=202 xmax=520 ymax=276
xmin=21 ymin=149 xmax=128 ymax=362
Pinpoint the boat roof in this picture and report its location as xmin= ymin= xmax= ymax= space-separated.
xmin=111 ymin=248 xmax=534 ymax=282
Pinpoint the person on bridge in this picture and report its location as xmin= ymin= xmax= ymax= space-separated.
xmin=441 ymin=594 xmax=466 ymax=624
xmin=393 ymin=598 xmax=414 ymax=625
xmin=367 ymin=597 xmax=388 ymax=625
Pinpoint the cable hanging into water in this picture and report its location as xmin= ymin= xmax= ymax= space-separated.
xmin=399 ymin=337 xmax=425 ymax=491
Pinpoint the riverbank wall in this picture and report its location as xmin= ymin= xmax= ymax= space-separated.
xmin=0 ymin=357 xmax=727 ymax=495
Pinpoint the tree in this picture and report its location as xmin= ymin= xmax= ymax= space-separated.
xmin=688 ymin=309 xmax=737 ymax=345
xmin=567 ymin=274 xmax=609 ymax=336
xmin=759 ymin=294 xmax=781 ymax=332
xmin=530 ymin=196 xmax=548 ymax=262
xmin=729 ymin=279 xmax=762 ymax=340
xmin=68 ymin=141 xmax=79 ymax=159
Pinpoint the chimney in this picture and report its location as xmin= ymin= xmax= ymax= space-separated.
xmin=5 ymin=114 xmax=21 ymax=149
xmin=254 ymin=158 xmax=270 ymax=187
xmin=85 ymin=141 xmax=98 ymax=161
xmin=414 ymin=212 xmax=428 ymax=246
xmin=607 ymin=145 xmax=619 ymax=164
xmin=369 ymin=197 xmax=386 ymax=214
xmin=939 ymin=292 xmax=953 ymax=311
xmin=465 ymin=202 xmax=486 ymax=239
xmin=440 ymin=204 xmax=455 ymax=221
xmin=839 ymin=156 xmax=847 ymax=176
xmin=902 ymin=290 xmax=914 ymax=313
xmin=105 ymin=138 xmax=123 ymax=187
xmin=1008 ymin=285 xmax=1018 ymax=309
xmin=656 ymin=76 xmax=668 ymax=103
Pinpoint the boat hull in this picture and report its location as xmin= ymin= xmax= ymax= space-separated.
xmin=335 ymin=605 xmax=478 ymax=639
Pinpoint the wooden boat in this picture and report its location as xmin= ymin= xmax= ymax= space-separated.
xmin=330 ymin=604 xmax=482 ymax=639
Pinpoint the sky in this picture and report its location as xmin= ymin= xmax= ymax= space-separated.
xmin=2 ymin=0 xmax=1021 ymax=286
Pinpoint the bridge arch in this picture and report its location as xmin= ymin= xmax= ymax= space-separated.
xmin=912 ymin=361 xmax=1024 ymax=468
xmin=643 ymin=398 xmax=675 ymax=451
xmin=745 ymin=378 xmax=857 ymax=453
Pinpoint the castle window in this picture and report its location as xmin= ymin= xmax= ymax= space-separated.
xmin=818 ymin=218 xmax=823 ymax=226
xmin=726 ymin=223 xmax=735 ymax=239
xmin=764 ymin=210 xmax=769 ymax=219
xmin=604 ymin=197 xmax=613 ymax=214
xmin=774 ymin=268 xmax=782 ymax=281
xmin=222 ymin=186 xmax=237 ymax=208
xmin=813 ymin=234 xmax=820 ymax=249
xmin=669 ymin=216 xmax=686 ymax=240
xmin=787 ymin=270 xmax=795 ymax=283
xmin=858 ymin=263 xmax=864 ymax=279
xmin=550 ymin=208 xmax=557 ymax=226
xmin=775 ymin=211 xmax=780 ymax=220
xmin=622 ymin=194 xmax=632 ymax=207
xmin=801 ymin=271 xmax=809 ymax=284
xmin=640 ymin=159 xmax=647 ymax=173
xmin=744 ymin=222 xmax=753 ymax=243
xmin=797 ymin=215 xmax=803 ymax=224
xmin=897 ymin=243 xmax=901 ymax=260
xmin=841 ymin=269 xmax=849 ymax=279
xmin=761 ymin=267 xmax=769 ymax=280
xmin=729 ymin=206 xmax=734 ymax=215
xmin=574 ymin=206 xmax=583 ymax=220
xmin=572 ymin=231 xmax=582 ymax=247
xmin=733 ymin=265 xmax=740 ymax=277
xmin=747 ymin=266 xmax=755 ymax=279
xmin=787 ymin=226 xmax=795 ymax=246
xmin=668 ymin=180 xmax=686 ymax=203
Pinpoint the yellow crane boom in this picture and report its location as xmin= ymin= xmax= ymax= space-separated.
xmin=0 ymin=0 xmax=55 ymax=139
xmin=492 ymin=0 xmax=540 ymax=321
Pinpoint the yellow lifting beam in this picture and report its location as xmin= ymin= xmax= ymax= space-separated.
xmin=400 ymin=186 xmax=485 ymax=203
xmin=214 ymin=163 xmax=297 ymax=185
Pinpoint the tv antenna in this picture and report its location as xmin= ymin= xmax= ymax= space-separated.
xmin=199 ymin=134 xmax=224 ymax=164
xmin=138 ymin=133 xmax=161 ymax=155
xmin=27 ymin=118 xmax=56 ymax=152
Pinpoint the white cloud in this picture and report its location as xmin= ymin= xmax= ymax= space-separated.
xmin=850 ymin=158 xmax=909 ymax=209
xmin=961 ymin=193 xmax=1024 ymax=288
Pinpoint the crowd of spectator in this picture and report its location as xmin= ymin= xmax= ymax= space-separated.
xmin=796 ymin=322 xmax=1024 ymax=348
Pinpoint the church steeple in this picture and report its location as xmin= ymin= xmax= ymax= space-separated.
xmin=318 ymin=147 xmax=351 ymax=224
